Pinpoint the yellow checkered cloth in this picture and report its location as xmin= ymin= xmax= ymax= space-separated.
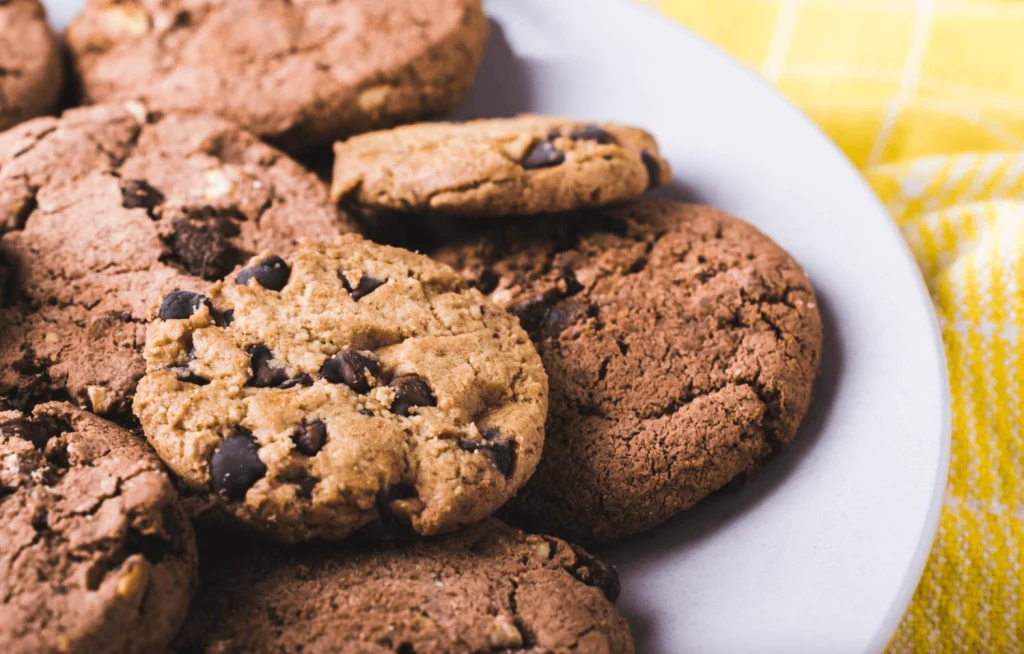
xmin=644 ymin=0 xmax=1024 ymax=651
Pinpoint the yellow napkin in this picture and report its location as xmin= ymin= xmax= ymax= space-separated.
xmin=646 ymin=0 xmax=1024 ymax=650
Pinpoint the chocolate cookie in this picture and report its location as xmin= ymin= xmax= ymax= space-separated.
xmin=332 ymin=116 xmax=671 ymax=217
xmin=173 ymin=518 xmax=633 ymax=653
xmin=66 ymin=0 xmax=489 ymax=155
xmin=133 ymin=238 xmax=548 ymax=542
xmin=0 ymin=0 xmax=63 ymax=132
xmin=0 ymin=402 xmax=197 ymax=654
xmin=434 ymin=200 xmax=823 ymax=543
xmin=0 ymin=103 xmax=355 ymax=418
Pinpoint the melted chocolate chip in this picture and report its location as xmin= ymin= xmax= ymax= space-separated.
xmin=163 ymin=217 xmax=243 ymax=280
xmin=168 ymin=367 xmax=211 ymax=386
xmin=158 ymin=290 xmax=211 ymax=320
xmin=640 ymin=150 xmax=662 ymax=189
xmin=295 ymin=477 xmax=318 ymax=499
xmin=210 ymin=430 xmax=266 ymax=500
xmin=320 ymin=351 xmax=380 ymax=393
xmin=389 ymin=375 xmax=436 ymax=416
xmin=339 ymin=273 xmax=386 ymax=300
xmin=120 ymin=179 xmax=165 ymax=213
xmin=292 ymin=419 xmax=327 ymax=456
xmin=568 ymin=125 xmax=616 ymax=145
xmin=213 ymin=308 xmax=234 ymax=327
xmin=237 ymin=256 xmax=290 ymax=291
xmin=277 ymin=373 xmax=313 ymax=390
xmin=246 ymin=344 xmax=290 ymax=388
xmin=522 ymin=141 xmax=565 ymax=169
xmin=0 ymin=415 xmax=71 ymax=449
xmin=457 ymin=428 xmax=516 ymax=478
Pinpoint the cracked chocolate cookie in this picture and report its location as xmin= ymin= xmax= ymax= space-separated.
xmin=0 ymin=402 xmax=198 ymax=654
xmin=434 ymin=200 xmax=823 ymax=543
xmin=173 ymin=518 xmax=633 ymax=654
xmin=133 ymin=238 xmax=548 ymax=542
xmin=332 ymin=116 xmax=672 ymax=218
xmin=66 ymin=0 xmax=489 ymax=155
xmin=0 ymin=103 xmax=355 ymax=418
xmin=0 ymin=0 xmax=63 ymax=132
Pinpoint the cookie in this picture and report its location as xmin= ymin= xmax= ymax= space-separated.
xmin=332 ymin=116 xmax=672 ymax=218
xmin=173 ymin=518 xmax=633 ymax=654
xmin=0 ymin=402 xmax=197 ymax=654
xmin=66 ymin=0 xmax=489 ymax=155
xmin=0 ymin=103 xmax=355 ymax=418
xmin=0 ymin=0 xmax=63 ymax=132
xmin=434 ymin=200 xmax=823 ymax=543
xmin=133 ymin=238 xmax=548 ymax=542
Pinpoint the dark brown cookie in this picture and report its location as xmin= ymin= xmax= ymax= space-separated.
xmin=66 ymin=0 xmax=489 ymax=155
xmin=0 ymin=0 xmax=63 ymax=131
xmin=0 ymin=402 xmax=197 ymax=654
xmin=0 ymin=103 xmax=355 ymax=419
xmin=172 ymin=518 xmax=634 ymax=653
xmin=434 ymin=200 xmax=823 ymax=543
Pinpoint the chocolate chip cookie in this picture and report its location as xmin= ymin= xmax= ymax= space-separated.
xmin=332 ymin=116 xmax=671 ymax=217
xmin=173 ymin=518 xmax=633 ymax=653
xmin=434 ymin=200 xmax=823 ymax=543
xmin=66 ymin=0 xmax=489 ymax=155
xmin=0 ymin=0 xmax=63 ymax=132
xmin=0 ymin=402 xmax=197 ymax=654
xmin=133 ymin=238 xmax=548 ymax=542
xmin=0 ymin=103 xmax=355 ymax=418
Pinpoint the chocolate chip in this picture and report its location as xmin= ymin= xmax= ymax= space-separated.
xmin=292 ymin=419 xmax=327 ymax=456
xmin=210 ymin=430 xmax=266 ymax=500
xmin=522 ymin=141 xmax=565 ymax=169
xmin=373 ymin=484 xmax=417 ymax=540
xmin=277 ymin=373 xmax=313 ymax=390
xmin=120 ymin=179 xmax=165 ymax=213
xmin=389 ymin=375 xmax=435 ymax=416
xmin=295 ymin=477 xmax=318 ymax=499
xmin=568 ymin=125 xmax=616 ymax=145
xmin=471 ymin=269 xmax=501 ymax=295
xmin=339 ymin=273 xmax=386 ymax=300
xmin=237 ymin=256 xmax=290 ymax=291
xmin=320 ymin=351 xmax=380 ymax=393
xmin=0 ymin=416 xmax=71 ymax=449
xmin=159 ymin=290 xmax=211 ymax=320
xmin=457 ymin=428 xmax=516 ymax=478
xmin=213 ymin=308 xmax=234 ymax=327
xmin=641 ymin=150 xmax=662 ymax=189
xmin=164 ymin=217 xmax=243 ymax=280
xmin=246 ymin=344 xmax=290 ymax=388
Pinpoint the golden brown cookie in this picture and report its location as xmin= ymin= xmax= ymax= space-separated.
xmin=0 ymin=0 xmax=63 ymax=131
xmin=173 ymin=518 xmax=634 ymax=654
xmin=67 ymin=0 xmax=489 ymax=154
xmin=133 ymin=238 xmax=548 ymax=542
xmin=332 ymin=115 xmax=671 ymax=218
xmin=0 ymin=103 xmax=355 ymax=418
xmin=0 ymin=402 xmax=197 ymax=654
xmin=434 ymin=200 xmax=823 ymax=543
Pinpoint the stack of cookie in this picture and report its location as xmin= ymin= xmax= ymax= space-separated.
xmin=0 ymin=1 xmax=823 ymax=652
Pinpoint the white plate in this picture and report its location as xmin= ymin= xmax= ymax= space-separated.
xmin=45 ymin=1 xmax=951 ymax=652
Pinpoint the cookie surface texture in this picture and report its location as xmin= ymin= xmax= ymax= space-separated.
xmin=173 ymin=518 xmax=634 ymax=654
xmin=0 ymin=402 xmax=197 ymax=654
xmin=0 ymin=103 xmax=354 ymax=417
xmin=0 ymin=0 xmax=63 ymax=131
xmin=332 ymin=115 xmax=672 ymax=217
xmin=434 ymin=200 xmax=823 ymax=543
xmin=134 ymin=237 xmax=548 ymax=542
xmin=67 ymin=0 xmax=489 ymax=154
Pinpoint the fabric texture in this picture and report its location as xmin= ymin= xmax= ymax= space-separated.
xmin=644 ymin=0 xmax=1024 ymax=651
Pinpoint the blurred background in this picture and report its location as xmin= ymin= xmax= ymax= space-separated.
xmin=647 ymin=1 xmax=1024 ymax=651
